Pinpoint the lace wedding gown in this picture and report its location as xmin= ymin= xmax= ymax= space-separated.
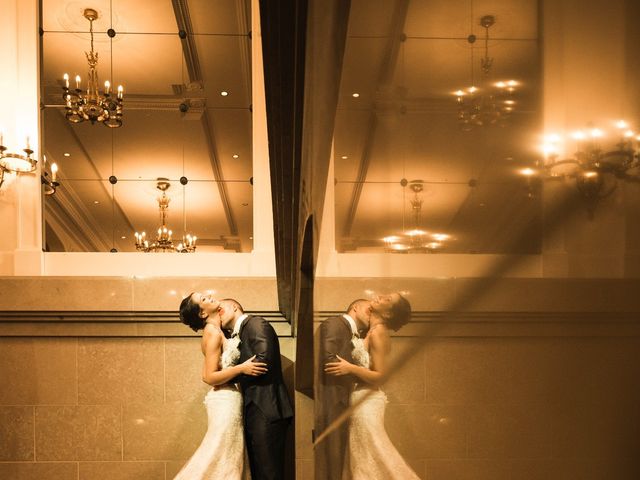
xmin=174 ymin=336 xmax=249 ymax=480
xmin=347 ymin=338 xmax=420 ymax=480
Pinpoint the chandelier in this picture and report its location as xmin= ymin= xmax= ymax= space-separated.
xmin=453 ymin=15 xmax=518 ymax=130
xmin=134 ymin=179 xmax=197 ymax=253
xmin=62 ymin=8 xmax=124 ymax=128
xmin=382 ymin=180 xmax=452 ymax=253
xmin=0 ymin=135 xmax=36 ymax=190
xmin=525 ymin=121 xmax=640 ymax=217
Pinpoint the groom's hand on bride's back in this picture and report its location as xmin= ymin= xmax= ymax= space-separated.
xmin=240 ymin=354 xmax=268 ymax=376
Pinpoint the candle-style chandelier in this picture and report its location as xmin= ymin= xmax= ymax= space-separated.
xmin=453 ymin=15 xmax=518 ymax=130
xmin=524 ymin=120 xmax=640 ymax=217
xmin=0 ymin=135 xmax=37 ymax=190
xmin=62 ymin=8 xmax=124 ymax=128
xmin=382 ymin=180 xmax=452 ymax=253
xmin=134 ymin=179 xmax=197 ymax=253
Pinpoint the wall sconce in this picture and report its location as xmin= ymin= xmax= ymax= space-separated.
xmin=41 ymin=159 xmax=59 ymax=195
xmin=523 ymin=121 xmax=640 ymax=218
xmin=0 ymin=136 xmax=37 ymax=189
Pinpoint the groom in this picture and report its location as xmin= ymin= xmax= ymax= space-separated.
xmin=218 ymin=298 xmax=293 ymax=480
xmin=315 ymin=298 xmax=371 ymax=480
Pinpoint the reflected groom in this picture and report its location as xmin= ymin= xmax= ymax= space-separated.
xmin=315 ymin=299 xmax=371 ymax=480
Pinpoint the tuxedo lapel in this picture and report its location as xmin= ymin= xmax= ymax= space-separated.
xmin=237 ymin=314 xmax=251 ymax=339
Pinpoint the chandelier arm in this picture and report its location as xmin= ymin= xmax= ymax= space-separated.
xmin=545 ymin=158 xmax=581 ymax=168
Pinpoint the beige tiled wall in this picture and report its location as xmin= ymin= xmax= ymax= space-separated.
xmin=302 ymin=335 xmax=640 ymax=480
xmin=0 ymin=336 xmax=295 ymax=479
xmin=298 ymin=278 xmax=640 ymax=480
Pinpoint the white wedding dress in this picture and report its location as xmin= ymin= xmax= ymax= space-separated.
xmin=347 ymin=338 xmax=420 ymax=480
xmin=174 ymin=336 xmax=249 ymax=480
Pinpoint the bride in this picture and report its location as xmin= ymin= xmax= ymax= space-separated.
xmin=325 ymin=293 xmax=420 ymax=480
xmin=177 ymin=292 xmax=267 ymax=480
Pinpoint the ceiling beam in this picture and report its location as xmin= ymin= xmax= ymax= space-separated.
xmin=339 ymin=0 xmax=410 ymax=241
xmin=172 ymin=0 xmax=239 ymax=237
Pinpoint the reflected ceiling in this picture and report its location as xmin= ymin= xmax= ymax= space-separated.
xmin=334 ymin=0 xmax=541 ymax=254
xmin=41 ymin=0 xmax=253 ymax=252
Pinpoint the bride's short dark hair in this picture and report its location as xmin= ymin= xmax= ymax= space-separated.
xmin=179 ymin=293 xmax=206 ymax=332
xmin=387 ymin=294 xmax=411 ymax=332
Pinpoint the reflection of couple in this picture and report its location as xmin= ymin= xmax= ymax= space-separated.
xmin=177 ymin=293 xmax=293 ymax=480
xmin=317 ymin=293 xmax=420 ymax=480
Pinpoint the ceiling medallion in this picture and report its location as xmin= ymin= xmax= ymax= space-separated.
xmin=62 ymin=8 xmax=124 ymax=127
xmin=382 ymin=180 xmax=452 ymax=253
xmin=453 ymin=15 xmax=518 ymax=130
xmin=134 ymin=179 xmax=197 ymax=253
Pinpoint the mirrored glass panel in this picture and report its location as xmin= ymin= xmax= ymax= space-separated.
xmin=334 ymin=0 xmax=540 ymax=254
xmin=41 ymin=0 xmax=252 ymax=252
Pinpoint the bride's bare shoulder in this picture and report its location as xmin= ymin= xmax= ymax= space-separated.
xmin=201 ymin=324 xmax=223 ymax=350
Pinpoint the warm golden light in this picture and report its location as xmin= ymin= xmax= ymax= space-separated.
xmin=583 ymin=171 xmax=598 ymax=178
xmin=519 ymin=167 xmax=536 ymax=177
xmin=406 ymin=229 xmax=426 ymax=237
xmin=383 ymin=235 xmax=400 ymax=243
xmin=571 ymin=130 xmax=587 ymax=140
xmin=615 ymin=120 xmax=628 ymax=129
xmin=590 ymin=128 xmax=603 ymax=138
xmin=541 ymin=143 xmax=559 ymax=157
xmin=495 ymin=81 xmax=506 ymax=88
xmin=454 ymin=90 xmax=465 ymax=97
xmin=431 ymin=233 xmax=450 ymax=241
xmin=468 ymin=86 xmax=478 ymax=93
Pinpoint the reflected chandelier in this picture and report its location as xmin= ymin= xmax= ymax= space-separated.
xmin=453 ymin=15 xmax=518 ymax=130
xmin=62 ymin=8 xmax=124 ymax=128
xmin=382 ymin=180 xmax=451 ymax=253
xmin=134 ymin=179 xmax=197 ymax=253
xmin=525 ymin=121 xmax=640 ymax=217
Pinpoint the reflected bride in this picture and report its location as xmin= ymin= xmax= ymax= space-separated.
xmin=325 ymin=293 xmax=420 ymax=480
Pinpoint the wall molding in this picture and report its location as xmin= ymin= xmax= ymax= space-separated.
xmin=0 ymin=310 xmax=290 ymax=337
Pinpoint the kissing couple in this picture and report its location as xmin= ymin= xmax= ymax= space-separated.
xmin=317 ymin=293 xmax=420 ymax=479
xmin=176 ymin=293 xmax=293 ymax=480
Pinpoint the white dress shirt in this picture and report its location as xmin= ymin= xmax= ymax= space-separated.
xmin=231 ymin=313 xmax=249 ymax=337
xmin=342 ymin=313 xmax=359 ymax=338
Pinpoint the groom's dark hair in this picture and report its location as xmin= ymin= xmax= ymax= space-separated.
xmin=346 ymin=298 xmax=368 ymax=314
xmin=179 ymin=293 xmax=206 ymax=332
xmin=387 ymin=294 xmax=411 ymax=332
xmin=222 ymin=298 xmax=244 ymax=313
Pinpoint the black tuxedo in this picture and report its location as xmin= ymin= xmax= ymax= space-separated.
xmin=238 ymin=315 xmax=293 ymax=480
xmin=315 ymin=315 xmax=356 ymax=480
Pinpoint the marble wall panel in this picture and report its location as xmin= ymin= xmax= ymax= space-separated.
xmin=78 ymin=338 xmax=164 ymax=405
xmin=79 ymin=461 xmax=165 ymax=480
xmin=0 ymin=338 xmax=77 ymax=405
xmin=0 ymin=407 xmax=34 ymax=461
xmin=123 ymin=402 xmax=206 ymax=461
xmin=0 ymin=463 xmax=77 ymax=480
xmin=35 ymin=405 xmax=121 ymax=461
xmin=164 ymin=337 xmax=210 ymax=404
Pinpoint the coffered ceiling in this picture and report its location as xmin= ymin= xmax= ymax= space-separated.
xmin=41 ymin=0 xmax=253 ymax=252
xmin=334 ymin=0 xmax=541 ymax=254
xmin=40 ymin=0 xmax=541 ymax=255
